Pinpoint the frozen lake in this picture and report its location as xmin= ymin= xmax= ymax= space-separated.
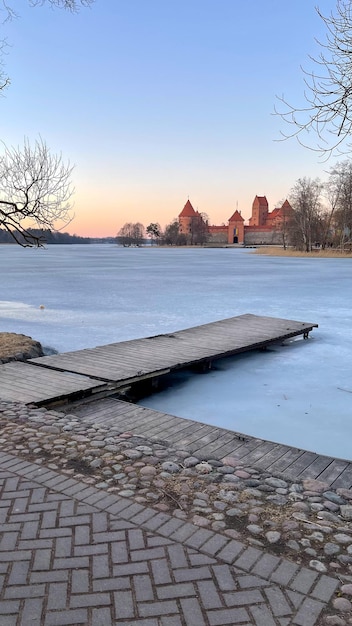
xmin=0 ymin=244 xmax=351 ymax=459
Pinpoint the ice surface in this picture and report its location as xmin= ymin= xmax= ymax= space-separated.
xmin=0 ymin=244 xmax=351 ymax=458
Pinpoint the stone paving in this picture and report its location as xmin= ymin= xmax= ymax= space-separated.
xmin=2 ymin=400 xmax=352 ymax=624
xmin=0 ymin=450 xmax=344 ymax=626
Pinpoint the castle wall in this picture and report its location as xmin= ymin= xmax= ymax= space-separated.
xmin=244 ymin=228 xmax=284 ymax=245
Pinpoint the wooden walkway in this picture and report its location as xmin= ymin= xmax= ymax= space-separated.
xmin=5 ymin=312 xmax=349 ymax=488
xmin=63 ymin=395 xmax=352 ymax=490
xmin=0 ymin=314 xmax=317 ymax=405
xmin=0 ymin=362 xmax=106 ymax=405
xmin=29 ymin=313 xmax=317 ymax=386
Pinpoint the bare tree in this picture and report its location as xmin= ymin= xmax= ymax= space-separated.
xmin=326 ymin=160 xmax=352 ymax=248
xmin=0 ymin=138 xmax=74 ymax=246
xmin=117 ymin=223 xmax=145 ymax=246
xmin=190 ymin=212 xmax=209 ymax=245
xmin=276 ymin=0 xmax=352 ymax=158
xmin=289 ymin=178 xmax=323 ymax=251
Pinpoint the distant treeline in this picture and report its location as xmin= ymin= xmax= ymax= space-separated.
xmin=0 ymin=229 xmax=115 ymax=245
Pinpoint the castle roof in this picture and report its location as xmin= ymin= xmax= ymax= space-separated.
xmin=253 ymin=195 xmax=268 ymax=207
xmin=228 ymin=210 xmax=244 ymax=222
xmin=179 ymin=200 xmax=197 ymax=217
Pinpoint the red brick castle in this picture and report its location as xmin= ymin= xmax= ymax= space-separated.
xmin=178 ymin=196 xmax=293 ymax=245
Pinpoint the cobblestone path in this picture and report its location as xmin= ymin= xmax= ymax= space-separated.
xmin=0 ymin=451 xmax=339 ymax=626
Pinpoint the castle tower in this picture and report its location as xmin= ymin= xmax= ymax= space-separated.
xmin=178 ymin=200 xmax=197 ymax=235
xmin=228 ymin=210 xmax=244 ymax=244
xmin=249 ymin=196 xmax=269 ymax=227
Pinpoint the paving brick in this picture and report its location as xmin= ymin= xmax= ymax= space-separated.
xmin=5 ymin=583 xmax=45 ymax=599
xmin=236 ymin=574 xmax=269 ymax=588
xmin=91 ymin=607 xmax=113 ymax=626
xmin=133 ymin=574 xmax=154 ymax=601
xmin=138 ymin=600 xmax=178 ymax=617
xmin=264 ymin=587 xmax=293 ymax=617
xmin=290 ymin=568 xmax=319 ymax=594
xmin=21 ymin=520 xmax=39 ymax=540
xmin=113 ymin=562 xmax=149 ymax=576
xmin=127 ymin=528 xmax=146 ymax=550
xmin=0 ymin=532 xmax=18 ymax=552
xmin=207 ymin=607 xmax=250 ymax=625
xmin=169 ymin=522 xmax=198 ymax=543
xmin=21 ymin=597 xmax=44 ymax=626
xmin=114 ymin=590 xmax=135 ymax=618
xmin=92 ymin=553 xmax=110 ymax=579
xmin=197 ymin=580 xmax=223 ymax=609
xmin=157 ymin=583 xmax=195 ymax=600
xmin=211 ymin=564 xmax=237 ymax=591
xmin=167 ymin=544 xmax=188 ymax=569
xmin=44 ymin=608 xmax=88 ymax=625
xmin=217 ymin=539 xmax=244 ymax=563
xmin=53 ymin=556 xmax=89 ymax=569
xmin=157 ymin=518 xmax=185 ymax=537
xmin=224 ymin=589 xmax=264 ymax=607
xmin=174 ymin=566 xmax=212 ymax=583
xmin=74 ymin=524 xmax=90 ymax=546
xmin=252 ymin=553 xmax=281 ymax=578
xmin=32 ymin=548 xmax=52 ymax=571
xmin=186 ymin=528 xmax=215 ymax=549
xmin=129 ymin=507 xmax=156 ymax=526
xmin=250 ymin=603 xmax=277 ymax=626
xmin=151 ymin=558 xmax=172 ymax=585
xmin=92 ymin=512 xmax=108 ymax=533
xmin=0 ymin=600 xmax=20 ymax=614
xmin=75 ymin=542 xmax=108 ymax=556
xmin=141 ymin=511 xmax=171 ymax=531
xmin=310 ymin=574 xmax=339 ymax=602
xmin=201 ymin=534 xmax=229 ymax=556
xmin=72 ymin=569 xmax=89 ymax=594
xmin=292 ymin=597 xmax=325 ymax=626
xmin=47 ymin=582 xmax=68 ymax=610
xmin=93 ymin=577 xmax=130 ymax=592
xmin=270 ymin=559 xmax=299 ymax=585
xmin=7 ymin=560 xmax=30 ymax=586
xmin=234 ymin=546 xmax=262 ymax=571
xmin=70 ymin=592 xmax=111 ymax=608
xmin=131 ymin=547 xmax=166 ymax=562
xmin=180 ymin=597 xmax=207 ymax=626
xmin=111 ymin=541 xmax=128 ymax=563
xmin=118 ymin=502 xmax=145 ymax=519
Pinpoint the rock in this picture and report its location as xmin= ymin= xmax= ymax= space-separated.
xmin=161 ymin=462 xmax=180 ymax=474
xmin=195 ymin=462 xmax=213 ymax=474
xmin=333 ymin=597 xmax=352 ymax=612
xmin=265 ymin=531 xmax=281 ymax=544
xmin=265 ymin=477 xmax=288 ymax=489
xmin=309 ymin=560 xmax=327 ymax=573
xmin=183 ymin=456 xmax=200 ymax=467
xmin=302 ymin=479 xmax=329 ymax=493
xmin=341 ymin=584 xmax=352 ymax=596
xmin=341 ymin=506 xmax=352 ymax=520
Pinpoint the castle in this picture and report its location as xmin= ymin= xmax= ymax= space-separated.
xmin=178 ymin=196 xmax=293 ymax=245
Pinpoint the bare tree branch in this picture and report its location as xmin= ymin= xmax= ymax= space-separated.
xmin=0 ymin=138 xmax=74 ymax=247
xmin=275 ymin=0 xmax=352 ymax=158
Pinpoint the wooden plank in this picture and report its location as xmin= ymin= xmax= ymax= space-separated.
xmin=297 ymin=456 xmax=335 ymax=480
xmin=278 ymin=451 xmax=319 ymax=480
xmin=266 ymin=448 xmax=306 ymax=474
xmin=317 ymin=459 xmax=350 ymax=485
xmin=331 ymin=466 xmax=352 ymax=490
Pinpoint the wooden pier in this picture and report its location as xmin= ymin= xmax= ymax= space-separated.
xmin=0 ymin=313 xmax=317 ymax=405
xmin=7 ymin=313 xmax=352 ymax=488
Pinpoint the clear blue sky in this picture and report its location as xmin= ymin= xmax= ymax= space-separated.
xmin=1 ymin=0 xmax=336 ymax=236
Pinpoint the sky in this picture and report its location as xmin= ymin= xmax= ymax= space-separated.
xmin=0 ymin=0 xmax=338 ymax=237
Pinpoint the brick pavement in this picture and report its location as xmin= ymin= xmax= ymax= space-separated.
xmin=0 ymin=451 xmax=339 ymax=625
